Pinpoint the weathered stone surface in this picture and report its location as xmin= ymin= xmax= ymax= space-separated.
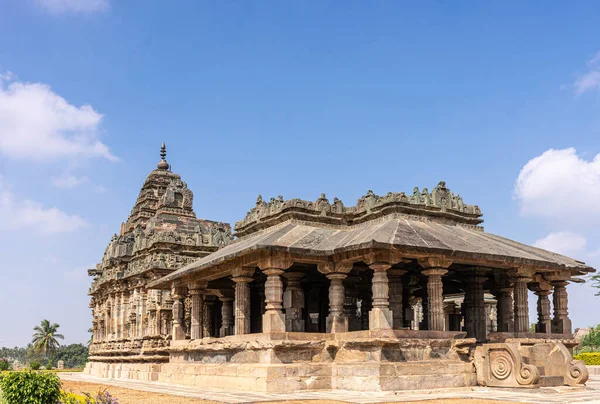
xmin=521 ymin=341 xmax=589 ymax=386
xmin=474 ymin=343 xmax=539 ymax=388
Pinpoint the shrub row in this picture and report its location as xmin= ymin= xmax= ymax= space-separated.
xmin=0 ymin=370 xmax=61 ymax=404
xmin=574 ymin=352 xmax=600 ymax=366
xmin=0 ymin=371 xmax=119 ymax=404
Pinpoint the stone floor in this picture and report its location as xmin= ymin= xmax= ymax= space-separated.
xmin=59 ymin=373 xmax=600 ymax=404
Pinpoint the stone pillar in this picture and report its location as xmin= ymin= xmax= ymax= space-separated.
xmin=112 ymin=293 xmax=119 ymax=339
xmin=464 ymin=271 xmax=487 ymax=342
xmin=262 ymin=269 xmax=286 ymax=333
xmin=552 ymin=281 xmax=572 ymax=334
xmin=496 ymin=287 xmax=514 ymax=332
xmin=171 ymin=287 xmax=186 ymax=341
xmin=361 ymin=293 xmax=372 ymax=330
xmin=233 ymin=276 xmax=253 ymax=335
xmin=412 ymin=297 xmax=423 ymax=330
xmin=535 ymin=290 xmax=552 ymax=334
xmin=326 ymin=273 xmax=348 ymax=333
xmin=388 ymin=270 xmax=406 ymax=329
xmin=422 ymin=269 xmax=447 ymax=331
xmin=369 ymin=264 xmax=393 ymax=330
xmin=220 ymin=297 xmax=234 ymax=337
xmin=190 ymin=289 xmax=204 ymax=339
xmin=344 ymin=276 xmax=360 ymax=331
xmin=203 ymin=295 xmax=215 ymax=337
xmin=138 ymin=288 xmax=146 ymax=339
xmin=283 ymin=272 xmax=305 ymax=332
xmin=444 ymin=302 xmax=457 ymax=331
xmin=121 ymin=291 xmax=129 ymax=339
xmin=513 ymin=277 xmax=530 ymax=333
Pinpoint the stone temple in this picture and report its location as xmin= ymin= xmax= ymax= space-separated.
xmin=85 ymin=145 xmax=595 ymax=392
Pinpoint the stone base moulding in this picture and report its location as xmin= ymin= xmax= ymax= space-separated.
xmin=86 ymin=331 xmax=477 ymax=392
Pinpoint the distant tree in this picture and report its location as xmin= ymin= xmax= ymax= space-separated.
xmin=0 ymin=346 xmax=27 ymax=363
xmin=581 ymin=325 xmax=600 ymax=348
xmin=591 ymin=274 xmax=600 ymax=296
xmin=53 ymin=344 xmax=89 ymax=369
xmin=31 ymin=319 xmax=64 ymax=359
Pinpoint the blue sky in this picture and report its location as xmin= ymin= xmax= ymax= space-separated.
xmin=1 ymin=0 xmax=600 ymax=346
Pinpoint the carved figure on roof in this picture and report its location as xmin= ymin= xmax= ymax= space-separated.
xmin=332 ymin=197 xmax=344 ymax=214
xmin=412 ymin=187 xmax=422 ymax=204
xmin=361 ymin=190 xmax=378 ymax=214
xmin=422 ymin=188 xmax=431 ymax=206
xmin=211 ymin=223 xmax=232 ymax=247
xmin=432 ymin=181 xmax=451 ymax=209
xmin=315 ymin=193 xmax=330 ymax=214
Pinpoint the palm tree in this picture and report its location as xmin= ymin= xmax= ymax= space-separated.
xmin=31 ymin=319 xmax=64 ymax=359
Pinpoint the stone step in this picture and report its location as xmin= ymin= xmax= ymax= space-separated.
xmin=538 ymin=375 xmax=564 ymax=387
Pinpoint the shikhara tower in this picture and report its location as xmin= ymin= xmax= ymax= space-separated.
xmin=88 ymin=144 xmax=232 ymax=363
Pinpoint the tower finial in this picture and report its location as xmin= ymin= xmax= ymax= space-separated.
xmin=157 ymin=142 xmax=169 ymax=170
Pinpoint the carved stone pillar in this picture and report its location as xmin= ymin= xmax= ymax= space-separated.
xmin=148 ymin=310 xmax=156 ymax=336
xmin=283 ymin=272 xmax=305 ymax=332
xmin=258 ymin=255 xmax=293 ymax=333
xmin=535 ymin=290 xmax=552 ymax=334
xmin=344 ymin=276 xmax=360 ymax=331
xmin=388 ymin=270 xmax=406 ymax=329
xmin=171 ymin=286 xmax=186 ymax=341
xmin=326 ymin=273 xmax=348 ymax=333
xmin=463 ymin=270 xmax=487 ymax=342
xmin=233 ymin=276 xmax=253 ymax=335
xmin=138 ymin=288 xmax=146 ymax=339
xmin=190 ymin=289 xmax=204 ymax=339
xmin=262 ymin=269 xmax=285 ymax=333
xmin=360 ymin=288 xmax=372 ymax=331
xmin=552 ymin=281 xmax=572 ymax=334
xmin=422 ymin=268 xmax=447 ymax=331
xmin=203 ymin=295 xmax=215 ymax=337
xmin=220 ymin=297 xmax=234 ymax=337
xmin=496 ymin=287 xmax=514 ymax=332
xmin=513 ymin=277 xmax=531 ymax=333
xmin=121 ymin=291 xmax=129 ymax=339
xmin=112 ymin=293 xmax=119 ymax=340
xmin=369 ymin=263 xmax=393 ymax=330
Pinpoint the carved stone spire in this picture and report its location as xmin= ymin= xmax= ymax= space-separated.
xmin=157 ymin=142 xmax=169 ymax=170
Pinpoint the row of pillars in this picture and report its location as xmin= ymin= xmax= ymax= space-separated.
xmin=171 ymin=263 xmax=572 ymax=342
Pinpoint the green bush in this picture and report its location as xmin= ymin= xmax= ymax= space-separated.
xmin=29 ymin=361 xmax=41 ymax=370
xmin=0 ymin=359 xmax=10 ymax=372
xmin=45 ymin=360 xmax=53 ymax=371
xmin=0 ymin=370 xmax=61 ymax=404
xmin=574 ymin=352 xmax=600 ymax=366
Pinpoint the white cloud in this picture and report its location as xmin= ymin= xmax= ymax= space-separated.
xmin=51 ymin=174 xmax=90 ymax=189
xmin=514 ymin=148 xmax=600 ymax=225
xmin=0 ymin=73 xmax=116 ymax=162
xmin=573 ymin=51 xmax=600 ymax=94
xmin=51 ymin=173 xmax=107 ymax=193
xmin=36 ymin=0 xmax=109 ymax=14
xmin=533 ymin=231 xmax=587 ymax=257
xmin=0 ymin=175 xmax=86 ymax=234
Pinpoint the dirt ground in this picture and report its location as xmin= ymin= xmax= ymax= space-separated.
xmin=60 ymin=380 xmax=521 ymax=404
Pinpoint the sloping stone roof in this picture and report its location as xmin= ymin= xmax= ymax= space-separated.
xmin=149 ymin=214 xmax=594 ymax=288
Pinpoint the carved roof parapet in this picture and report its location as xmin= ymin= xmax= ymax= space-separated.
xmin=235 ymin=182 xmax=482 ymax=237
